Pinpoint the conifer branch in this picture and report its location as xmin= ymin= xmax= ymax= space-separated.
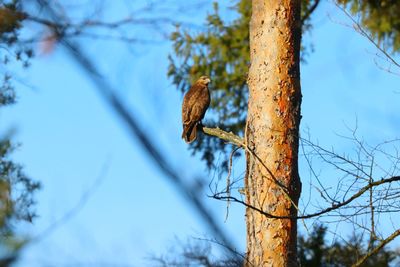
xmin=352 ymin=229 xmax=400 ymax=267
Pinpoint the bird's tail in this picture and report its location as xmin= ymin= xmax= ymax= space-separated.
xmin=182 ymin=122 xmax=197 ymax=143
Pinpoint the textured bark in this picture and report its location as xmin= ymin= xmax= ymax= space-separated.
xmin=245 ymin=1 xmax=302 ymax=266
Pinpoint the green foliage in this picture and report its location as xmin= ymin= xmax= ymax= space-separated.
xmin=169 ymin=1 xmax=250 ymax=168
xmin=0 ymin=139 xmax=40 ymax=264
xmin=0 ymin=1 xmax=26 ymax=46
xmin=169 ymin=0 xmax=400 ymax=169
xmin=1 ymin=1 xmax=33 ymax=105
xmin=0 ymin=140 xmax=40 ymax=232
xmin=158 ymin=224 xmax=398 ymax=266
xmin=298 ymin=224 xmax=398 ymax=267
xmin=298 ymin=224 xmax=327 ymax=267
xmin=168 ymin=0 xmax=320 ymax=168
xmin=0 ymin=1 xmax=39 ymax=264
xmin=338 ymin=0 xmax=400 ymax=52
xmin=152 ymin=239 xmax=243 ymax=266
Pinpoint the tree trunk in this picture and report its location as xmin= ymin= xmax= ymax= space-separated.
xmin=245 ymin=1 xmax=302 ymax=266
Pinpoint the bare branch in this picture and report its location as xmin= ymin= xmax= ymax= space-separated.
xmin=224 ymin=147 xmax=240 ymax=222
xmin=352 ymin=229 xmax=400 ymax=267
xmin=301 ymin=0 xmax=320 ymax=24
xmin=202 ymin=127 xmax=245 ymax=148
xmin=213 ymin=176 xmax=400 ymax=220
xmin=32 ymin=0 xmax=238 ymax=252
xmin=334 ymin=2 xmax=400 ymax=76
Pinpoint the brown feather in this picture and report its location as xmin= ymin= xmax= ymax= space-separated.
xmin=182 ymin=122 xmax=197 ymax=143
xmin=181 ymin=77 xmax=210 ymax=143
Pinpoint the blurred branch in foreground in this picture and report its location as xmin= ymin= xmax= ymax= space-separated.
xmin=31 ymin=0 xmax=237 ymax=254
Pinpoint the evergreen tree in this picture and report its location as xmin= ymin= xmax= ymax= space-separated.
xmin=168 ymin=0 xmax=320 ymax=168
xmin=168 ymin=0 xmax=400 ymax=168
xmin=156 ymin=225 xmax=398 ymax=266
xmin=337 ymin=0 xmax=400 ymax=52
xmin=0 ymin=1 xmax=39 ymax=264
xmin=169 ymin=0 xmax=400 ymax=265
xmin=298 ymin=225 xmax=397 ymax=267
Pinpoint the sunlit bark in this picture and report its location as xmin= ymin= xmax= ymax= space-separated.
xmin=245 ymin=1 xmax=302 ymax=266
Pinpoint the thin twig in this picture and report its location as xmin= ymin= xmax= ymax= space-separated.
xmin=213 ymin=176 xmax=400 ymax=220
xmin=33 ymin=0 xmax=237 ymax=251
xmin=32 ymin=160 xmax=110 ymax=243
xmin=224 ymin=147 xmax=240 ymax=222
xmin=352 ymin=229 xmax=400 ymax=267
xmin=334 ymin=2 xmax=400 ymax=75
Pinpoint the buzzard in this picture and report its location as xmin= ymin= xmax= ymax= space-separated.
xmin=181 ymin=76 xmax=211 ymax=143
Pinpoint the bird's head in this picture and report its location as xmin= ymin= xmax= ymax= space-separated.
xmin=197 ymin=75 xmax=211 ymax=85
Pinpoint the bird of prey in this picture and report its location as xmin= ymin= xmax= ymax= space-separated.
xmin=181 ymin=76 xmax=211 ymax=143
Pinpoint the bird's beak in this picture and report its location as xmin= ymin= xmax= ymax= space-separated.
xmin=206 ymin=78 xmax=211 ymax=84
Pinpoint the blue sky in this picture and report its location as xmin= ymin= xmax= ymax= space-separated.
xmin=1 ymin=0 xmax=400 ymax=266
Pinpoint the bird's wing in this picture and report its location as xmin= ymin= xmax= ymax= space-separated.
xmin=189 ymin=103 xmax=204 ymax=122
xmin=182 ymin=82 xmax=203 ymax=124
xmin=182 ymin=102 xmax=190 ymax=125
xmin=190 ymin=86 xmax=210 ymax=121
xmin=182 ymin=91 xmax=193 ymax=125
